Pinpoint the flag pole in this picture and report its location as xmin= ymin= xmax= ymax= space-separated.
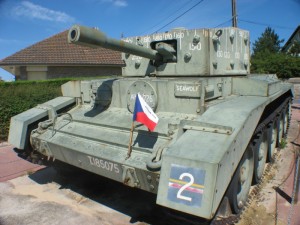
xmin=126 ymin=121 xmax=134 ymax=159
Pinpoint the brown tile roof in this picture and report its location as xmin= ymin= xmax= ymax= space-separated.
xmin=0 ymin=30 xmax=124 ymax=66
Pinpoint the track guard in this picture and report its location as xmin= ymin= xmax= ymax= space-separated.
xmin=8 ymin=97 xmax=75 ymax=149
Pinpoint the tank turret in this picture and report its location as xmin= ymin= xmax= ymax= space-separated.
xmin=68 ymin=25 xmax=250 ymax=77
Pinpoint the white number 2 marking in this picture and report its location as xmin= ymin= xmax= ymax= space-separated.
xmin=176 ymin=173 xmax=194 ymax=202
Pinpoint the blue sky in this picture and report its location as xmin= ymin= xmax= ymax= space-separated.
xmin=0 ymin=0 xmax=299 ymax=80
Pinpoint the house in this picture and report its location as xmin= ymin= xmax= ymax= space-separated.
xmin=281 ymin=25 xmax=300 ymax=56
xmin=0 ymin=30 xmax=124 ymax=80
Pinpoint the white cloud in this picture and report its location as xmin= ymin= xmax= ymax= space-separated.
xmin=12 ymin=1 xmax=75 ymax=23
xmin=114 ymin=0 xmax=127 ymax=7
xmin=101 ymin=0 xmax=128 ymax=7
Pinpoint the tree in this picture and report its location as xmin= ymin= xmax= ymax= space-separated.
xmin=251 ymin=27 xmax=300 ymax=78
xmin=252 ymin=27 xmax=284 ymax=57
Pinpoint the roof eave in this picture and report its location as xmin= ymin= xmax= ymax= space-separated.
xmin=282 ymin=25 xmax=300 ymax=52
xmin=0 ymin=63 xmax=125 ymax=67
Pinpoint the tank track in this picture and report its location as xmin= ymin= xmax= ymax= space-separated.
xmin=163 ymin=95 xmax=292 ymax=225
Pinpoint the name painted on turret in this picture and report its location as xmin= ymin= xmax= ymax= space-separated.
xmin=174 ymin=83 xmax=201 ymax=98
xmin=122 ymin=31 xmax=186 ymax=45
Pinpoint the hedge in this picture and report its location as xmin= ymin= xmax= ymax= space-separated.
xmin=251 ymin=53 xmax=300 ymax=78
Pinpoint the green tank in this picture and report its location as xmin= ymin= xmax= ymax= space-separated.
xmin=9 ymin=24 xmax=293 ymax=221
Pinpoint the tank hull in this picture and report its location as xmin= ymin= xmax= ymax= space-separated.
xmin=9 ymin=74 xmax=293 ymax=219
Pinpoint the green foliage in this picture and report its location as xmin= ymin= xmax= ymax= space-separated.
xmin=279 ymin=138 xmax=287 ymax=149
xmin=0 ymin=79 xmax=71 ymax=141
xmin=252 ymin=27 xmax=284 ymax=57
xmin=251 ymin=53 xmax=300 ymax=78
xmin=251 ymin=27 xmax=300 ymax=78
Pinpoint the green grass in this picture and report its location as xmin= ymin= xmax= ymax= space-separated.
xmin=279 ymin=138 xmax=287 ymax=149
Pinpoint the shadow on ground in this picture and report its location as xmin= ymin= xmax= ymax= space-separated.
xmin=28 ymin=163 xmax=170 ymax=225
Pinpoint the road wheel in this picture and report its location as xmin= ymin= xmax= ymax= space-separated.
xmin=253 ymin=130 xmax=268 ymax=184
xmin=267 ymin=121 xmax=278 ymax=162
xmin=227 ymin=144 xmax=254 ymax=214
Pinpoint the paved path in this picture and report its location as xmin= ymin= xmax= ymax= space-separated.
xmin=0 ymin=143 xmax=44 ymax=182
xmin=275 ymin=103 xmax=300 ymax=225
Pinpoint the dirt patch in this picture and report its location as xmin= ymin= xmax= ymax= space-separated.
xmin=238 ymin=204 xmax=279 ymax=225
xmin=0 ymin=172 xmax=140 ymax=225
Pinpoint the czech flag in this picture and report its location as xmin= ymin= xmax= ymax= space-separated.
xmin=133 ymin=94 xmax=159 ymax=132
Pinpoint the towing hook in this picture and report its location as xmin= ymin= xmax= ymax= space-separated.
xmin=146 ymin=157 xmax=162 ymax=171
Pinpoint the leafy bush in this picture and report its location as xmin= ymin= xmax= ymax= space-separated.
xmin=251 ymin=53 xmax=300 ymax=79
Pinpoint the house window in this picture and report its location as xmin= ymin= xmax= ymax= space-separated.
xmin=27 ymin=71 xmax=47 ymax=80
xmin=26 ymin=66 xmax=47 ymax=80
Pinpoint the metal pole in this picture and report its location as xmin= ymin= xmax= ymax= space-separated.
xmin=126 ymin=122 xmax=135 ymax=159
xmin=232 ymin=0 xmax=238 ymax=27
xmin=287 ymin=154 xmax=300 ymax=225
xmin=294 ymin=155 xmax=300 ymax=204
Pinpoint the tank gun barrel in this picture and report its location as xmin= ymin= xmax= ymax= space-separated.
xmin=68 ymin=25 xmax=161 ymax=60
